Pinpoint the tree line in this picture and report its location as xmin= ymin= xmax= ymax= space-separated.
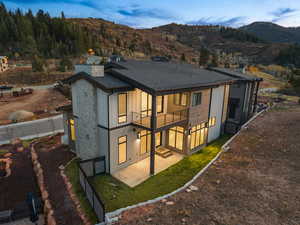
xmin=0 ymin=2 xmax=98 ymax=59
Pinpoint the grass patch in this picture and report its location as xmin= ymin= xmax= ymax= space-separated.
xmin=92 ymin=135 xmax=230 ymax=212
xmin=65 ymin=159 xmax=98 ymax=224
xmin=0 ymin=149 xmax=9 ymax=157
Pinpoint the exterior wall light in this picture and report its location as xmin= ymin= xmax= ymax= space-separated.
xmin=137 ymin=132 xmax=141 ymax=139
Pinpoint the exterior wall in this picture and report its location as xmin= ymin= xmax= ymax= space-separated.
xmin=110 ymin=125 xmax=161 ymax=174
xmin=208 ymin=85 xmax=225 ymax=143
xmin=72 ymin=79 xmax=100 ymax=160
xmin=188 ymin=89 xmax=211 ymax=126
xmin=222 ymin=85 xmax=230 ymax=124
xmin=61 ymin=112 xmax=70 ymax=145
xmin=97 ymin=88 xmax=109 ymax=127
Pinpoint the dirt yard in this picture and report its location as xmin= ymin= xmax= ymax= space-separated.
xmin=0 ymin=88 xmax=69 ymax=125
xmin=114 ymin=103 xmax=300 ymax=225
xmin=34 ymin=135 xmax=83 ymax=225
xmin=0 ymin=141 xmax=40 ymax=212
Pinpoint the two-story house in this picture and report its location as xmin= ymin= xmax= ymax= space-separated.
xmin=61 ymin=59 xmax=261 ymax=186
xmin=0 ymin=56 xmax=8 ymax=73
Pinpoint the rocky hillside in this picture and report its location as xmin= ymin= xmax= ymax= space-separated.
xmin=240 ymin=22 xmax=300 ymax=44
xmin=70 ymin=18 xmax=291 ymax=65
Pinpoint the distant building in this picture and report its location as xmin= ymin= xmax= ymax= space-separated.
xmin=0 ymin=56 xmax=8 ymax=73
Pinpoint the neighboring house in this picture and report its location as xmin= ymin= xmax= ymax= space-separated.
xmin=61 ymin=59 xmax=261 ymax=186
xmin=0 ymin=56 xmax=8 ymax=73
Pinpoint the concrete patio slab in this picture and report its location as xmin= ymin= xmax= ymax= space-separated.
xmin=113 ymin=152 xmax=184 ymax=187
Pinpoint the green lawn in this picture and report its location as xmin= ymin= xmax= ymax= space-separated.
xmin=65 ymin=135 xmax=230 ymax=218
xmin=92 ymin=135 xmax=230 ymax=212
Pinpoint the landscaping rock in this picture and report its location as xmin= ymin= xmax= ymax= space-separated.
xmin=166 ymin=201 xmax=175 ymax=205
xmin=189 ymin=185 xmax=199 ymax=191
xmin=3 ymin=153 xmax=12 ymax=158
xmin=147 ymin=218 xmax=152 ymax=222
xmin=17 ymin=146 xmax=24 ymax=152
xmin=10 ymin=138 xmax=21 ymax=145
xmin=58 ymin=165 xmax=65 ymax=170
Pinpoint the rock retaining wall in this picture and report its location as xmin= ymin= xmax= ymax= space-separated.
xmin=60 ymin=162 xmax=92 ymax=225
xmin=31 ymin=143 xmax=56 ymax=225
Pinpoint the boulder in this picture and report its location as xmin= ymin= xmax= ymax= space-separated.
xmin=3 ymin=153 xmax=12 ymax=158
xmin=8 ymin=110 xmax=35 ymax=122
xmin=10 ymin=138 xmax=21 ymax=145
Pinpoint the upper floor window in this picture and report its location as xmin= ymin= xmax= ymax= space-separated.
xmin=174 ymin=93 xmax=188 ymax=106
xmin=141 ymin=92 xmax=164 ymax=117
xmin=192 ymin=92 xmax=202 ymax=106
xmin=118 ymin=93 xmax=127 ymax=124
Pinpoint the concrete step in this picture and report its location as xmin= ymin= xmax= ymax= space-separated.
xmin=156 ymin=148 xmax=173 ymax=158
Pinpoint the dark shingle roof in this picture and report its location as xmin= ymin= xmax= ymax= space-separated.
xmin=209 ymin=67 xmax=262 ymax=81
xmin=63 ymin=72 xmax=133 ymax=92
xmin=109 ymin=60 xmax=240 ymax=93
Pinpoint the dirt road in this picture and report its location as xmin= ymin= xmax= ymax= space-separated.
xmin=0 ymin=88 xmax=69 ymax=124
xmin=115 ymin=103 xmax=300 ymax=225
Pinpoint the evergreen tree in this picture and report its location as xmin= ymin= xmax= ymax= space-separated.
xmin=0 ymin=2 xmax=96 ymax=58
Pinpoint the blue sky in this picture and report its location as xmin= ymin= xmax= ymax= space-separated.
xmin=3 ymin=0 xmax=300 ymax=28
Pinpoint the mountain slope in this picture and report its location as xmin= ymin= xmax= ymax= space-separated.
xmin=240 ymin=22 xmax=300 ymax=44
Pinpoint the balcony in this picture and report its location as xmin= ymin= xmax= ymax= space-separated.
xmin=132 ymin=109 xmax=188 ymax=129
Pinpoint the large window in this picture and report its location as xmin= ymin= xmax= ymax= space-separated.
xmin=190 ymin=123 xmax=208 ymax=150
xmin=174 ymin=93 xmax=188 ymax=106
xmin=118 ymin=93 xmax=127 ymax=123
xmin=169 ymin=126 xmax=184 ymax=151
xmin=140 ymin=130 xmax=162 ymax=155
xmin=192 ymin=92 xmax=202 ymax=106
xmin=209 ymin=117 xmax=216 ymax=127
xmin=141 ymin=92 xmax=163 ymax=117
xmin=118 ymin=136 xmax=127 ymax=164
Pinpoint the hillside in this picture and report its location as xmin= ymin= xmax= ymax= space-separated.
xmin=0 ymin=2 xmax=295 ymax=66
xmin=240 ymin=22 xmax=300 ymax=44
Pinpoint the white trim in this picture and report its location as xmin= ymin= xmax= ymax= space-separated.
xmin=103 ymin=108 xmax=269 ymax=224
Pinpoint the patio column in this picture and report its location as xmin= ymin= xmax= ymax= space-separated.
xmin=150 ymin=94 xmax=157 ymax=175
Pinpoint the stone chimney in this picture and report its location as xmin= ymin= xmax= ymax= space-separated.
xmin=75 ymin=50 xmax=104 ymax=77
xmin=75 ymin=64 xmax=104 ymax=77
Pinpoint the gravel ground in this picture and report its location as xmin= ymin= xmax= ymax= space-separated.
xmin=35 ymin=135 xmax=83 ymax=225
xmin=0 ymin=143 xmax=39 ymax=212
xmin=114 ymin=103 xmax=300 ymax=225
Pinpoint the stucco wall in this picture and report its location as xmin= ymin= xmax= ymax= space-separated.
xmin=208 ymin=85 xmax=225 ymax=143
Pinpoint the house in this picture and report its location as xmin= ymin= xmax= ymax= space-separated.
xmin=0 ymin=56 xmax=8 ymax=73
xmin=209 ymin=68 xmax=260 ymax=133
xmin=61 ymin=58 xmax=261 ymax=186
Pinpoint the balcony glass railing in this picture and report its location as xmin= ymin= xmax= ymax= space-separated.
xmin=132 ymin=109 xmax=188 ymax=129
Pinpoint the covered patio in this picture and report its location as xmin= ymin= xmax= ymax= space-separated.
xmin=112 ymin=151 xmax=184 ymax=187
